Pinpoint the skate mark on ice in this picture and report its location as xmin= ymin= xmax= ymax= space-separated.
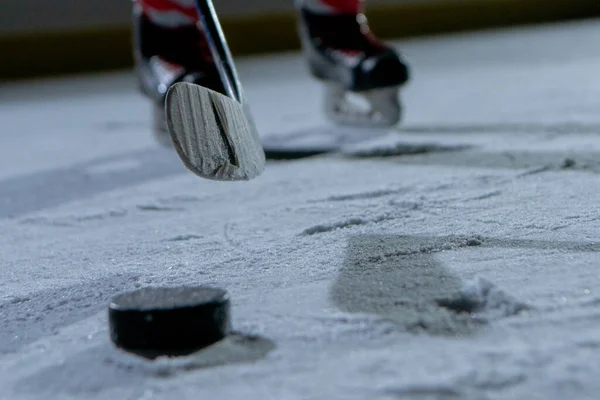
xmin=483 ymin=238 xmax=600 ymax=253
xmin=331 ymin=235 xmax=600 ymax=336
xmin=157 ymin=194 xmax=204 ymax=205
xmin=136 ymin=204 xmax=184 ymax=212
xmin=138 ymin=195 xmax=207 ymax=213
xmin=310 ymin=187 xmax=411 ymax=203
xmin=384 ymin=385 xmax=461 ymax=399
xmin=350 ymin=235 xmax=486 ymax=262
xmin=513 ymin=157 xmax=600 ymax=177
xmin=0 ymin=148 xmax=185 ymax=218
xmin=465 ymin=190 xmax=502 ymax=201
xmin=0 ymin=273 xmax=142 ymax=355
xmin=550 ymin=224 xmax=571 ymax=231
xmin=302 ymin=218 xmax=368 ymax=235
xmin=302 ymin=215 xmax=393 ymax=236
xmin=5 ymin=296 xmax=31 ymax=305
xmin=344 ymin=141 xmax=471 ymax=158
xmin=516 ymin=165 xmax=552 ymax=178
xmin=390 ymin=150 xmax=600 ymax=174
xmin=19 ymin=209 xmax=128 ymax=227
xmin=163 ymin=234 xmax=203 ymax=242
xmin=15 ymin=334 xmax=275 ymax=396
xmin=400 ymin=122 xmax=600 ymax=135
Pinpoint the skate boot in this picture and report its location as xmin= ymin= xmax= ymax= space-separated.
xmin=296 ymin=4 xmax=410 ymax=127
xmin=132 ymin=2 xmax=226 ymax=146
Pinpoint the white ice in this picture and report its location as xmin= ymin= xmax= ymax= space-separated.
xmin=1 ymin=19 xmax=600 ymax=400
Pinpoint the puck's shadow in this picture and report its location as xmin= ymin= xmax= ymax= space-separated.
xmin=124 ymin=346 xmax=215 ymax=360
xmin=15 ymin=333 xmax=275 ymax=396
xmin=117 ymin=331 xmax=276 ymax=364
xmin=114 ymin=332 xmax=276 ymax=375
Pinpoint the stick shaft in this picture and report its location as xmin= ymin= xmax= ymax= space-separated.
xmin=195 ymin=0 xmax=242 ymax=104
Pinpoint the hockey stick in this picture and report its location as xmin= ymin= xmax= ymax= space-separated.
xmin=164 ymin=0 xmax=265 ymax=181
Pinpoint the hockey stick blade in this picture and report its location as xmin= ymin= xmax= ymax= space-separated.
xmin=165 ymin=82 xmax=265 ymax=181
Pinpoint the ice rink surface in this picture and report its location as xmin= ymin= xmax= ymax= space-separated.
xmin=1 ymin=19 xmax=600 ymax=400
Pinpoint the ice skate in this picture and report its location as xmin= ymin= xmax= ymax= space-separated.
xmin=296 ymin=5 xmax=410 ymax=127
xmin=132 ymin=2 xmax=225 ymax=147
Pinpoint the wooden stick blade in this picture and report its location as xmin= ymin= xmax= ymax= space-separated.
xmin=165 ymin=82 xmax=265 ymax=181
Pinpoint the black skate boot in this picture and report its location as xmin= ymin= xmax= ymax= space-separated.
xmin=296 ymin=8 xmax=410 ymax=127
xmin=132 ymin=3 xmax=226 ymax=146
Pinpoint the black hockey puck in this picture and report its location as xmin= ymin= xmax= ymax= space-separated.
xmin=109 ymin=286 xmax=230 ymax=356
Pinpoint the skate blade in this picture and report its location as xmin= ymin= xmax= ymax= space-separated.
xmin=165 ymin=82 xmax=265 ymax=181
xmin=324 ymin=85 xmax=402 ymax=128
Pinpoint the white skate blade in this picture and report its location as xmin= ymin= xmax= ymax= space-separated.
xmin=324 ymin=85 xmax=402 ymax=128
xmin=165 ymin=82 xmax=265 ymax=181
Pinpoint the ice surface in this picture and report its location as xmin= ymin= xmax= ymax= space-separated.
xmin=2 ymin=19 xmax=600 ymax=400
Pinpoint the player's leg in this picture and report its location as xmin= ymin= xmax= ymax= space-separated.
xmin=294 ymin=0 xmax=410 ymax=127
xmin=132 ymin=0 xmax=225 ymax=145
